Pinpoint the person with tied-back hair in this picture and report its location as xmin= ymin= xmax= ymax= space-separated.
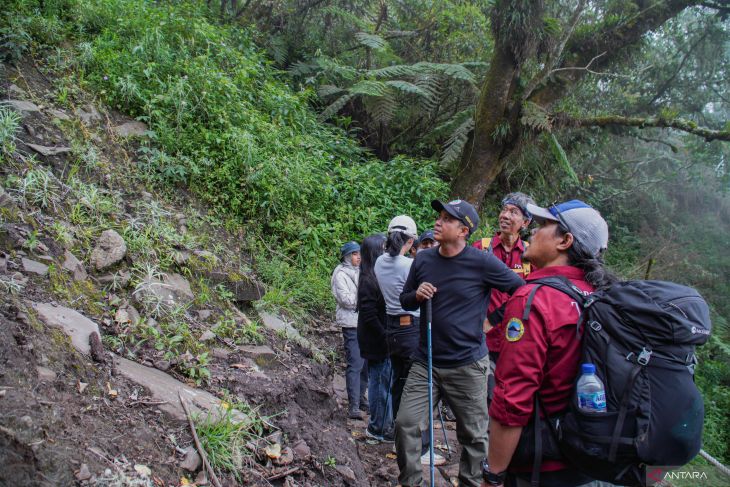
xmin=356 ymin=233 xmax=393 ymax=442
xmin=331 ymin=240 xmax=368 ymax=420
xmin=375 ymin=216 xmax=420 ymax=423
xmin=484 ymin=200 xmax=617 ymax=487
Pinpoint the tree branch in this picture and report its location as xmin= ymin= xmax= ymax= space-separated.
xmin=553 ymin=113 xmax=730 ymax=141
xmin=529 ymin=0 xmax=702 ymax=108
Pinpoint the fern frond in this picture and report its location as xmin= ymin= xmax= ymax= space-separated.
xmin=288 ymin=61 xmax=319 ymax=77
xmin=319 ymin=93 xmax=354 ymax=121
xmin=349 ymin=80 xmax=389 ymax=97
xmin=317 ymin=84 xmax=346 ymax=99
xmin=384 ymin=80 xmax=429 ymax=97
xmin=433 ymin=107 xmax=475 ymax=135
xmin=414 ymin=75 xmax=444 ymax=112
xmin=366 ymin=93 xmax=398 ymax=125
xmin=355 ymin=32 xmax=387 ymax=50
xmin=321 ymin=5 xmax=372 ymax=31
xmin=441 ymin=116 xmax=474 ymax=167
xmin=369 ymin=62 xmax=477 ymax=85
xmin=521 ymin=101 xmax=551 ymax=132
xmin=547 ymin=133 xmax=579 ymax=183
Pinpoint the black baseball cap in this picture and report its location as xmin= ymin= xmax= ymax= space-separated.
xmin=431 ymin=199 xmax=480 ymax=236
xmin=417 ymin=230 xmax=435 ymax=244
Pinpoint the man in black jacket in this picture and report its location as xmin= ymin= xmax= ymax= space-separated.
xmin=396 ymin=199 xmax=524 ymax=487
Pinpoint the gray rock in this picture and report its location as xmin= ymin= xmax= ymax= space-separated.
xmin=75 ymin=464 xmax=92 ymax=481
xmin=75 ymin=104 xmax=101 ymax=125
xmin=194 ymin=471 xmax=208 ymax=485
xmin=0 ymin=186 xmax=17 ymax=210
xmin=153 ymin=359 xmax=171 ymax=371
xmin=47 ymin=108 xmax=70 ymax=121
xmin=126 ymin=305 xmax=141 ymax=325
xmin=90 ymin=230 xmax=126 ymax=270
xmin=199 ymin=330 xmax=216 ymax=342
xmin=113 ymin=121 xmax=148 ymax=138
xmin=292 ymin=439 xmax=311 ymax=460
xmin=6 ymin=100 xmax=40 ymax=113
xmin=32 ymin=303 xmax=100 ymax=355
xmin=111 ymin=354 xmax=248 ymax=422
xmin=19 ymin=415 xmax=33 ymax=428
xmin=206 ymin=271 xmax=263 ymax=302
xmin=332 ymin=374 xmax=347 ymax=402
xmin=163 ymin=273 xmax=194 ymax=301
xmin=335 ymin=465 xmax=356 ymax=484
xmin=7 ymin=84 xmax=26 ymax=97
xmin=179 ymin=447 xmax=202 ymax=472
xmin=197 ymin=310 xmax=212 ymax=321
xmin=21 ymin=258 xmax=49 ymax=276
xmin=97 ymin=270 xmax=131 ymax=288
xmin=173 ymin=250 xmax=191 ymax=265
xmin=62 ymin=250 xmax=87 ymax=281
xmin=27 ymin=143 xmax=72 ymax=157
xmin=36 ymin=366 xmax=57 ymax=382
xmin=238 ymin=345 xmax=277 ymax=367
xmin=211 ymin=348 xmax=230 ymax=360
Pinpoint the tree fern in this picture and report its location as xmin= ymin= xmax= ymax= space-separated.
xmin=321 ymin=5 xmax=372 ymax=31
xmin=355 ymin=32 xmax=387 ymax=50
xmin=317 ymin=84 xmax=346 ymax=98
xmin=384 ymin=80 xmax=429 ymax=97
xmin=367 ymin=95 xmax=398 ymax=125
xmin=521 ymin=101 xmax=552 ymax=132
xmin=320 ymin=93 xmax=354 ymax=121
xmin=441 ymin=115 xmax=475 ymax=167
xmin=349 ymin=80 xmax=389 ymax=97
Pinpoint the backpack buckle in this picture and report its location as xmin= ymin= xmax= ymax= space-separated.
xmin=589 ymin=321 xmax=602 ymax=331
xmin=637 ymin=347 xmax=652 ymax=366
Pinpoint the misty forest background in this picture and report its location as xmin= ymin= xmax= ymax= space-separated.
xmin=2 ymin=0 xmax=730 ymax=467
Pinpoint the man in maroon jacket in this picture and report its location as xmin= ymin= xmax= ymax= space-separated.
xmin=483 ymin=200 xmax=615 ymax=487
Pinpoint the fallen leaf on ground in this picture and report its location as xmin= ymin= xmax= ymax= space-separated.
xmin=134 ymin=464 xmax=152 ymax=477
xmin=351 ymin=431 xmax=362 ymax=438
xmin=386 ymin=453 xmax=397 ymax=459
xmin=78 ymin=381 xmax=88 ymax=394
xmin=265 ymin=443 xmax=282 ymax=459
xmin=106 ymin=382 xmax=118 ymax=398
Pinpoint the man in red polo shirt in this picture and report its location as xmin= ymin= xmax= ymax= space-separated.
xmin=473 ymin=192 xmax=534 ymax=403
xmin=483 ymin=199 xmax=615 ymax=487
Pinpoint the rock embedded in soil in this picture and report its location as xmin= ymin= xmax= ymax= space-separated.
xmin=75 ymin=104 xmax=102 ymax=125
xmin=36 ymin=366 xmax=57 ymax=382
xmin=335 ymin=465 xmax=357 ymax=484
xmin=21 ymin=258 xmax=49 ymax=276
xmin=62 ymin=250 xmax=87 ymax=281
xmin=292 ymin=439 xmax=311 ymax=460
xmin=112 ymin=354 xmax=248 ymax=422
xmin=7 ymin=84 xmax=26 ymax=97
xmin=238 ymin=344 xmax=277 ymax=367
xmin=90 ymin=230 xmax=127 ymax=270
xmin=26 ymin=143 xmax=72 ymax=157
xmin=6 ymin=99 xmax=40 ymax=113
xmin=199 ymin=330 xmax=216 ymax=342
xmin=179 ymin=446 xmax=202 ymax=472
xmin=163 ymin=273 xmax=194 ymax=301
xmin=112 ymin=120 xmax=148 ymax=138
xmin=75 ymin=464 xmax=92 ymax=481
xmin=47 ymin=108 xmax=71 ymax=121
xmin=32 ymin=302 xmax=100 ymax=355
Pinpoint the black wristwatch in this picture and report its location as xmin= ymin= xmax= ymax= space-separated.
xmin=481 ymin=459 xmax=506 ymax=486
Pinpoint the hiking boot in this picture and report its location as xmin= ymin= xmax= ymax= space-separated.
xmin=365 ymin=428 xmax=384 ymax=442
xmin=420 ymin=452 xmax=446 ymax=466
xmin=348 ymin=408 xmax=364 ymax=420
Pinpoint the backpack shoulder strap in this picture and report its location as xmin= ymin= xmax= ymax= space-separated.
xmin=521 ymin=276 xmax=587 ymax=323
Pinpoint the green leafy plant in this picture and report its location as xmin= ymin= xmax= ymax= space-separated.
xmin=0 ymin=103 xmax=22 ymax=153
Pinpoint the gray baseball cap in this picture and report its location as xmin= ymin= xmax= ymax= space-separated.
xmin=526 ymin=200 xmax=609 ymax=257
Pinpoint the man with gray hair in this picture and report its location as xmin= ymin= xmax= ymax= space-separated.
xmin=473 ymin=192 xmax=535 ymax=403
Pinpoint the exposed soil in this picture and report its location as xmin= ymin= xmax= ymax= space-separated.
xmin=0 ymin=59 xmax=463 ymax=487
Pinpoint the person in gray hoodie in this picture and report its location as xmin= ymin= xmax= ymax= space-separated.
xmin=332 ymin=241 xmax=368 ymax=419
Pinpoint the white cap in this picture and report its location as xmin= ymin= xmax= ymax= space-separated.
xmin=526 ymin=200 xmax=609 ymax=257
xmin=387 ymin=215 xmax=418 ymax=239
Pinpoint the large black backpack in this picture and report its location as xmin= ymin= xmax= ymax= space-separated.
xmin=522 ymin=277 xmax=710 ymax=487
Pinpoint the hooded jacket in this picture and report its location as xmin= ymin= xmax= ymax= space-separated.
xmin=331 ymin=258 xmax=360 ymax=328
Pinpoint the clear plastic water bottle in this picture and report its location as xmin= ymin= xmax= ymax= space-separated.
xmin=576 ymin=363 xmax=607 ymax=413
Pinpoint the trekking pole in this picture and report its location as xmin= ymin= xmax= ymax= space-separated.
xmin=437 ymin=400 xmax=451 ymax=460
xmin=426 ymin=298 xmax=435 ymax=486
